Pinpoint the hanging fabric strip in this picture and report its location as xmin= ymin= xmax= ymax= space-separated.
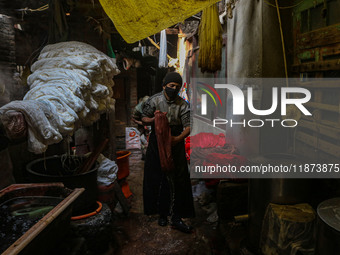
xmin=99 ymin=0 xmax=220 ymax=43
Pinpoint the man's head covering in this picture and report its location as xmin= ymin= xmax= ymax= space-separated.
xmin=162 ymin=72 xmax=182 ymax=87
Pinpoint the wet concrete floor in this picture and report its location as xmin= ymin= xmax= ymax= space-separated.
xmin=111 ymin=150 xmax=231 ymax=255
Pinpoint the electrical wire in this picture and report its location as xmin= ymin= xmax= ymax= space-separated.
xmin=16 ymin=4 xmax=49 ymax=21
xmin=16 ymin=4 xmax=49 ymax=13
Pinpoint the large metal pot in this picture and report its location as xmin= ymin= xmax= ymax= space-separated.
xmin=316 ymin=197 xmax=340 ymax=254
xmin=26 ymin=155 xmax=98 ymax=214
xmin=247 ymin=153 xmax=312 ymax=252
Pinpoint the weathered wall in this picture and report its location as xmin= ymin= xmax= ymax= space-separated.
xmin=226 ymin=0 xmax=292 ymax=155
xmin=0 ymin=13 xmax=16 ymax=189
xmin=0 ymin=14 xmax=16 ymax=106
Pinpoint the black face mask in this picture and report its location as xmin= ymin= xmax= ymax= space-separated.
xmin=165 ymin=86 xmax=179 ymax=100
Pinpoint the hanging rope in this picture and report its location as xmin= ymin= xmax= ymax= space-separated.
xmin=275 ymin=0 xmax=289 ymax=87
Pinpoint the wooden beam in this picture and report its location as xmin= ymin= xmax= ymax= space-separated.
xmin=165 ymin=28 xmax=179 ymax=35
xmin=153 ymin=28 xmax=179 ymax=35
xmin=296 ymin=25 xmax=340 ymax=50
xmin=113 ymin=180 xmax=130 ymax=215
xmin=296 ymin=131 xmax=340 ymax=158
xmin=302 ymin=115 xmax=340 ymax=129
xmin=298 ymin=80 xmax=340 ymax=89
xmin=298 ymin=119 xmax=340 ymax=140
xmin=292 ymin=59 xmax=340 ymax=72
xmin=305 ymin=102 xmax=339 ymax=113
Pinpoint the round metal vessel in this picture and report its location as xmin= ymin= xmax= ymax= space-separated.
xmin=26 ymin=155 xmax=98 ymax=213
xmin=316 ymin=197 xmax=340 ymax=255
xmin=247 ymin=153 xmax=312 ymax=252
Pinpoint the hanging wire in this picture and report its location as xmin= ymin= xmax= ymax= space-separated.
xmin=16 ymin=4 xmax=49 ymax=20
xmin=263 ymin=0 xmax=305 ymax=9
xmin=15 ymin=4 xmax=49 ymax=13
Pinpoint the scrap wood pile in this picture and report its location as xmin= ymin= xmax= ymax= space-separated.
xmin=0 ymin=41 xmax=120 ymax=154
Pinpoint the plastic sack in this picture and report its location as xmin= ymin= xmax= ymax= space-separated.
xmin=158 ymin=29 xmax=168 ymax=68
xmin=125 ymin=127 xmax=141 ymax=150
xmin=96 ymin=154 xmax=118 ymax=186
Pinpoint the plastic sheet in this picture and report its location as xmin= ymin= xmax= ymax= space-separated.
xmin=158 ymin=29 xmax=168 ymax=68
xmin=99 ymin=0 xmax=220 ymax=43
xmin=96 ymin=154 xmax=118 ymax=186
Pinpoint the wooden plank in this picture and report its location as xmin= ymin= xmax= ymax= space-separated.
xmin=165 ymin=28 xmax=179 ymax=35
xmin=154 ymin=28 xmax=179 ymax=35
xmin=296 ymin=48 xmax=318 ymax=61
xmin=295 ymin=140 xmax=337 ymax=162
xmin=113 ymin=180 xmax=130 ymax=215
xmin=320 ymin=44 xmax=340 ymax=58
xmin=292 ymin=59 xmax=340 ymax=72
xmin=301 ymin=115 xmax=340 ymax=129
xmin=295 ymin=42 xmax=340 ymax=61
xmin=296 ymin=131 xmax=340 ymax=158
xmin=305 ymin=102 xmax=339 ymax=113
xmin=299 ymin=119 xmax=340 ymax=140
xmin=293 ymin=0 xmax=324 ymax=14
xmin=296 ymin=25 xmax=340 ymax=50
xmin=298 ymin=80 xmax=340 ymax=88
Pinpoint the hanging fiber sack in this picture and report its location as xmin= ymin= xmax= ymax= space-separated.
xmin=198 ymin=4 xmax=223 ymax=73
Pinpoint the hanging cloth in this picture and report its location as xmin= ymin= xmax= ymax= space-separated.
xmin=154 ymin=111 xmax=174 ymax=173
xmin=198 ymin=4 xmax=223 ymax=73
xmin=99 ymin=0 xmax=220 ymax=43
xmin=158 ymin=29 xmax=168 ymax=68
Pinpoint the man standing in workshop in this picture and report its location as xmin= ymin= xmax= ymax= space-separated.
xmin=142 ymin=72 xmax=194 ymax=233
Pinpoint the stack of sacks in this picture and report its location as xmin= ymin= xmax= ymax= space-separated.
xmin=0 ymin=41 xmax=120 ymax=153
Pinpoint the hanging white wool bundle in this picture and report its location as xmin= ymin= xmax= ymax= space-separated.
xmin=0 ymin=41 xmax=120 ymax=153
xmin=198 ymin=4 xmax=223 ymax=73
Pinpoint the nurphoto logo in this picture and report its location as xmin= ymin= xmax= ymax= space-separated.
xmin=200 ymin=83 xmax=312 ymax=128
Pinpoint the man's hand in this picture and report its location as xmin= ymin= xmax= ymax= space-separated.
xmin=171 ymin=126 xmax=190 ymax=146
xmin=142 ymin=116 xmax=155 ymax=125
xmin=171 ymin=136 xmax=180 ymax=146
xmin=132 ymin=118 xmax=143 ymax=126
